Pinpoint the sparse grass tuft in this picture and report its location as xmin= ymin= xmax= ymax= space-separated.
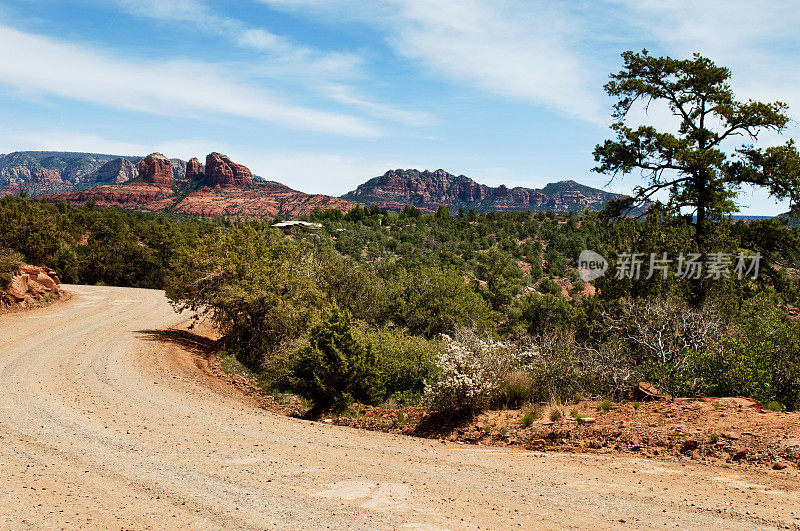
xmin=570 ymin=408 xmax=584 ymax=420
xmin=597 ymin=399 xmax=612 ymax=413
xmin=708 ymin=433 xmax=719 ymax=444
xmin=521 ymin=405 xmax=542 ymax=428
xmin=632 ymin=401 xmax=641 ymax=410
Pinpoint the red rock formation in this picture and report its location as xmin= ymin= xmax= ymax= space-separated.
xmin=342 ymin=169 xmax=621 ymax=213
xmin=137 ymin=153 xmax=173 ymax=187
xmin=186 ymin=157 xmax=204 ymax=180
xmin=2 ymin=264 xmax=61 ymax=308
xmin=45 ymin=183 xmax=175 ymax=211
xmin=205 ymin=152 xmax=253 ymax=187
xmin=44 ymin=179 xmax=356 ymax=219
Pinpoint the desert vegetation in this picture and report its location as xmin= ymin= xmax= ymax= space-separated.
xmin=1 ymin=52 xmax=799 ymax=418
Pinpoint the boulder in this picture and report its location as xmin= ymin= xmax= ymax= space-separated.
xmin=186 ymin=157 xmax=205 ymax=180
xmin=8 ymin=274 xmax=29 ymax=301
xmin=36 ymin=272 xmax=60 ymax=293
xmin=680 ymin=439 xmax=699 ymax=454
xmin=137 ymin=153 xmax=174 ymax=186
xmin=630 ymin=381 xmax=671 ymax=401
xmin=205 ymin=152 xmax=253 ymax=187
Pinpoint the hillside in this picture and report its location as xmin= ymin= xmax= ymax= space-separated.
xmin=342 ymin=169 xmax=621 ymax=212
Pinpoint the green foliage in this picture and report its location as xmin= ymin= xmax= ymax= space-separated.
xmin=363 ymin=327 xmax=441 ymax=399
xmin=474 ymin=246 xmax=523 ymax=311
xmin=290 ymin=307 xmax=381 ymax=409
xmin=763 ymin=401 xmax=784 ymax=412
xmin=595 ymin=51 xmax=799 ymax=254
xmin=0 ymin=248 xmax=24 ymax=288
xmin=167 ymin=223 xmax=325 ymax=369
xmin=505 ymin=292 xmax=583 ymax=337
xmin=382 ymin=265 xmax=493 ymax=338
xmin=686 ymin=294 xmax=800 ymax=410
xmin=520 ymin=407 xmax=541 ymax=427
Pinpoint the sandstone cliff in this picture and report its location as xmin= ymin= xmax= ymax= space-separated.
xmin=205 ymin=152 xmax=253 ymax=187
xmin=138 ymin=153 xmax=174 ymax=187
xmin=186 ymin=157 xmax=204 ymax=180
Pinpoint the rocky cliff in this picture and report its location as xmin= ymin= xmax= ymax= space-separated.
xmin=205 ymin=152 xmax=253 ymax=187
xmin=342 ymin=169 xmax=621 ymax=213
xmin=138 ymin=153 xmax=174 ymax=186
xmin=186 ymin=157 xmax=204 ymax=180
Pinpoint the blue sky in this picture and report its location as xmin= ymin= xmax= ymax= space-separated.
xmin=0 ymin=1 xmax=798 ymax=214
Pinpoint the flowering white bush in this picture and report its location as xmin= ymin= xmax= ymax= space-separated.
xmin=423 ymin=330 xmax=535 ymax=416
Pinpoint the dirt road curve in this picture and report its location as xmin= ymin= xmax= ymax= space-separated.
xmin=1 ymin=286 xmax=798 ymax=529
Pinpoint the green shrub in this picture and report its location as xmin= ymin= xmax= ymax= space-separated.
xmin=764 ymin=401 xmax=784 ymax=412
xmin=364 ymin=327 xmax=440 ymax=400
xmin=632 ymin=401 xmax=640 ymax=410
xmin=290 ymin=307 xmax=381 ymax=409
xmin=686 ymin=295 xmax=800 ymax=410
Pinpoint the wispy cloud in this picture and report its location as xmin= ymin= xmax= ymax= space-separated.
xmin=256 ymin=0 xmax=605 ymax=124
xmin=323 ymin=84 xmax=436 ymax=127
xmin=0 ymin=128 xmax=151 ymax=156
xmin=0 ymin=24 xmax=380 ymax=137
xmin=108 ymin=0 xmax=363 ymax=78
xmin=388 ymin=0 xmax=604 ymax=123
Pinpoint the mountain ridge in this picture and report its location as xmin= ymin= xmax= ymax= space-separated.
xmin=341 ymin=169 xmax=620 ymax=213
xmin=3 ymin=150 xmax=624 ymax=218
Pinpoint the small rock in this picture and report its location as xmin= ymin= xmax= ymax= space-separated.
xmin=772 ymin=461 xmax=788 ymax=470
xmin=578 ymin=417 xmax=596 ymax=424
xmin=681 ymin=439 xmax=699 ymax=454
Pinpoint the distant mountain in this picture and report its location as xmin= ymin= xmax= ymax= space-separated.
xmin=44 ymin=152 xmax=355 ymax=219
xmin=0 ymin=151 xmax=185 ymax=196
xmin=341 ymin=169 xmax=621 ymax=213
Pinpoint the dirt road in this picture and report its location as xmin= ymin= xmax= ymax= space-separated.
xmin=1 ymin=285 xmax=798 ymax=529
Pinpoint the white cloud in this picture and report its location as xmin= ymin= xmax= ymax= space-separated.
xmin=0 ymin=24 xmax=380 ymax=137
